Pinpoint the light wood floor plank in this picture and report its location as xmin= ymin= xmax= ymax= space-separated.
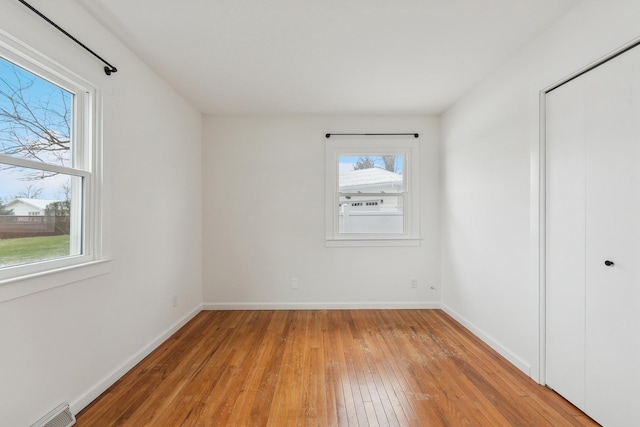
xmin=76 ymin=309 xmax=598 ymax=427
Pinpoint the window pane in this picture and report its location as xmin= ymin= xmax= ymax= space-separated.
xmin=338 ymin=155 xmax=403 ymax=193
xmin=0 ymin=57 xmax=73 ymax=167
xmin=339 ymin=195 xmax=404 ymax=234
xmin=0 ymin=164 xmax=81 ymax=268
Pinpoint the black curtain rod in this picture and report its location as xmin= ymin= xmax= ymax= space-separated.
xmin=17 ymin=0 xmax=118 ymax=76
xmin=326 ymin=133 xmax=419 ymax=138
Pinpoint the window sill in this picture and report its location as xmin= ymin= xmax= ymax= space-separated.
xmin=0 ymin=258 xmax=112 ymax=303
xmin=326 ymin=238 xmax=422 ymax=247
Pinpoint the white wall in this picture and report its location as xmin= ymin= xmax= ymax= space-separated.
xmin=441 ymin=0 xmax=640 ymax=381
xmin=203 ymin=115 xmax=439 ymax=308
xmin=0 ymin=1 xmax=203 ymax=425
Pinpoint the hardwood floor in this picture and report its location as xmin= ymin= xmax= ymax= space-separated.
xmin=76 ymin=310 xmax=597 ymax=426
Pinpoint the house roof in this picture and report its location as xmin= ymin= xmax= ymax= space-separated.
xmin=339 ymin=167 xmax=402 ymax=189
xmin=5 ymin=198 xmax=62 ymax=210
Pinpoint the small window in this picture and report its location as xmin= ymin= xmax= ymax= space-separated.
xmin=0 ymin=39 xmax=101 ymax=281
xmin=325 ymin=136 xmax=420 ymax=246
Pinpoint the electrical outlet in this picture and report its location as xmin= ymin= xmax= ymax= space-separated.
xmin=291 ymin=278 xmax=299 ymax=289
xmin=172 ymin=295 xmax=178 ymax=307
xmin=411 ymin=279 xmax=418 ymax=288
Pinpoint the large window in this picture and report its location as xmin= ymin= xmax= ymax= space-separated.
xmin=0 ymin=40 xmax=101 ymax=282
xmin=325 ymin=135 xmax=420 ymax=246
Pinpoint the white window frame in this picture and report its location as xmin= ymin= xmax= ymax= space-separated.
xmin=0 ymin=31 xmax=105 ymax=288
xmin=325 ymin=135 xmax=420 ymax=247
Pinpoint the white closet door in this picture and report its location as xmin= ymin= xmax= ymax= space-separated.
xmin=545 ymin=75 xmax=587 ymax=411
xmin=583 ymin=47 xmax=640 ymax=426
xmin=547 ymin=43 xmax=640 ymax=427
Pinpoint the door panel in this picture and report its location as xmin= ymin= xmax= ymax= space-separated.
xmin=546 ymin=43 xmax=640 ymax=427
xmin=545 ymin=76 xmax=586 ymax=411
xmin=583 ymin=46 xmax=640 ymax=427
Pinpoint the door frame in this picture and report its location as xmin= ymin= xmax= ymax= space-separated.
xmin=536 ymin=36 xmax=640 ymax=385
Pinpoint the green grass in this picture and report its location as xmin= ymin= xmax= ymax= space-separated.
xmin=0 ymin=235 xmax=70 ymax=267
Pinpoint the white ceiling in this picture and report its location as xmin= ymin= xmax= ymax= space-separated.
xmin=76 ymin=0 xmax=580 ymax=115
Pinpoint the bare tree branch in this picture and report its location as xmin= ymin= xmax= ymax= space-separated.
xmin=0 ymin=67 xmax=71 ymax=181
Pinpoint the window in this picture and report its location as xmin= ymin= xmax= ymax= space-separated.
xmin=0 ymin=38 xmax=102 ymax=282
xmin=325 ymin=135 xmax=420 ymax=246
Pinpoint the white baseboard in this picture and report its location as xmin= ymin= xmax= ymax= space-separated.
xmin=203 ymin=301 xmax=442 ymax=310
xmin=70 ymin=305 xmax=202 ymax=415
xmin=441 ymin=304 xmax=531 ymax=376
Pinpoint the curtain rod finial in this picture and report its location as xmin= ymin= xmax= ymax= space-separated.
xmin=104 ymin=66 xmax=117 ymax=76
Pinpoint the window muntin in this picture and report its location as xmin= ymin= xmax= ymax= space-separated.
xmin=326 ymin=137 xmax=420 ymax=245
xmin=0 ymin=45 xmax=98 ymax=281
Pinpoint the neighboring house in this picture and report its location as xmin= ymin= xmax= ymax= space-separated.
xmin=339 ymin=167 xmax=403 ymax=194
xmin=338 ymin=168 xmax=404 ymax=233
xmin=2 ymin=198 xmax=62 ymax=216
xmin=339 ymin=167 xmax=404 ymax=212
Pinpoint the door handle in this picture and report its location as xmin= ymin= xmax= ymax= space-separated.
xmin=604 ymin=260 xmax=615 ymax=266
